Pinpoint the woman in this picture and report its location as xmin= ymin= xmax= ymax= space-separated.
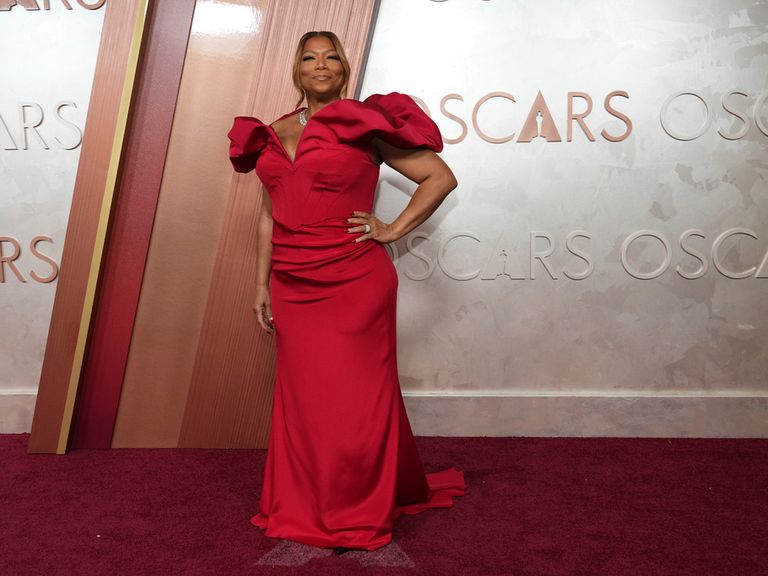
xmin=227 ymin=31 xmax=466 ymax=553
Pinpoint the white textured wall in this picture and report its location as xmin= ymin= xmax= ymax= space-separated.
xmin=362 ymin=0 xmax=768 ymax=435
xmin=0 ymin=5 xmax=104 ymax=431
xmin=2 ymin=1 xmax=766 ymax=436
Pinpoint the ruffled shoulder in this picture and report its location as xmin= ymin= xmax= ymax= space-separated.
xmin=227 ymin=116 xmax=270 ymax=173
xmin=326 ymin=92 xmax=444 ymax=153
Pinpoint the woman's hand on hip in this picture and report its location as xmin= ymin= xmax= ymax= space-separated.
xmin=253 ymin=285 xmax=274 ymax=335
xmin=346 ymin=211 xmax=399 ymax=244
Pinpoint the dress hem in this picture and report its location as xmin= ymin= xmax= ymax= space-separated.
xmin=249 ymin=467 xmax=467 ymax=551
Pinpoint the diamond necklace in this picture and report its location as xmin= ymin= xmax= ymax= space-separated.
xmin=299 ymin=108 xmax=309 ymax=126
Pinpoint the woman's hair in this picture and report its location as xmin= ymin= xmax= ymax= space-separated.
xmin=292 ymin=31 xmax=351 ymax=108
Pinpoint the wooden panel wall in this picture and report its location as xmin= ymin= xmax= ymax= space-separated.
xmin=111 ymin=0 xmax=271 ymax=448
xmin=69 ymin=0 xmax=198 ymax=449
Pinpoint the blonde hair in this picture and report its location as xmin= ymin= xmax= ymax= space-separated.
xmin=292 ymin=31 xmax=351 ymax=108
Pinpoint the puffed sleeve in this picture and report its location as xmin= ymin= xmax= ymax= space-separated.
xmin=227 ymin=116 xmax=270 ymax=173
xmin=329 ymin=92 xmax=444 ymax=152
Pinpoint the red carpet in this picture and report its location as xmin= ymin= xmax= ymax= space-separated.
xmin=2 ymin=433 xmax=767 ymax=575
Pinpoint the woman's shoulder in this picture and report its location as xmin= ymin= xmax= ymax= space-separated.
xmin=227 ymin=115 xmax=272 ymax=173
xmin=360 ymin=91 xmax=419 ymax=109
xmin=322 ymin=92 xmax=444 ymax=153
xmin=327 ymin=92 xmax=424 ymax=115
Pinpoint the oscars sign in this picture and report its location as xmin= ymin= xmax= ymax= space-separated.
xmin=1 ymin=0 xmax=104 ymax=288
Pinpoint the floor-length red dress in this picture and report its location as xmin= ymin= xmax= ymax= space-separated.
xmin=227 ymin=92 xmax=466 ymax=551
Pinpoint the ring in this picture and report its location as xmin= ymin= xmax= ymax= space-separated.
xmin=363 ymin=224 xmax=371 ymax=233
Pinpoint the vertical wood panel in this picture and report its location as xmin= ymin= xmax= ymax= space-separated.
xmin=28 ymin=0 xmax=144 ymax=454
xmin=111 ymin=0 xmax=271 ymax=447
xmin=69 ymin=0 xmax=198 ymax=449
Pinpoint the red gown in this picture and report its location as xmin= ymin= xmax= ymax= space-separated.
xmin=227 ymin=92 xmax=466 ymax=551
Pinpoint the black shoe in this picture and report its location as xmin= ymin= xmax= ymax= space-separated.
xmin=334 ymin=546 xmax=353 ymax=555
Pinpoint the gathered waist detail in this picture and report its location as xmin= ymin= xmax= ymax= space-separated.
xmin=270 ymin=216 xmax=379 ymax=276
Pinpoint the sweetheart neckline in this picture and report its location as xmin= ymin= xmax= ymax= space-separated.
xmin=267 ymin=98 xmax=349 ymax=165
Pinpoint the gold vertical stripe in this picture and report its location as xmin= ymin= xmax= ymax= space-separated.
xmin=56 ymin=0 xmax=151 ymax=454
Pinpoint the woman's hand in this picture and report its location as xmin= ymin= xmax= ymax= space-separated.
xmin=346 ymin=211 xmax=400 ymax=244
xmin=253 ymin=285 xmax=274 ymax=334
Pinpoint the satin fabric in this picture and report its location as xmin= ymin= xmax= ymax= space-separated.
xmin=227 ymin=92 xmax=466 ymax=551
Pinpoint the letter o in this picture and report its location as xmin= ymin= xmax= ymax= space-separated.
xmin=76 ymin=0 xmax=107 ymax=8
xmin=660 ymin=90 xmax=712 ymax=141
xmin=621 ymin=230 xmax=672 ymax=280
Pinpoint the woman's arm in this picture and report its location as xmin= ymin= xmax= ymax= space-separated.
xmin=347 ymin=137 xmax=457 ymax=243
xmin=254 ymin=190 xmax=274 ymax=334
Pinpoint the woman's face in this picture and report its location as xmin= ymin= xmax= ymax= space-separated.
xmin=299 ymin=36 xmax=345 ymax=101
